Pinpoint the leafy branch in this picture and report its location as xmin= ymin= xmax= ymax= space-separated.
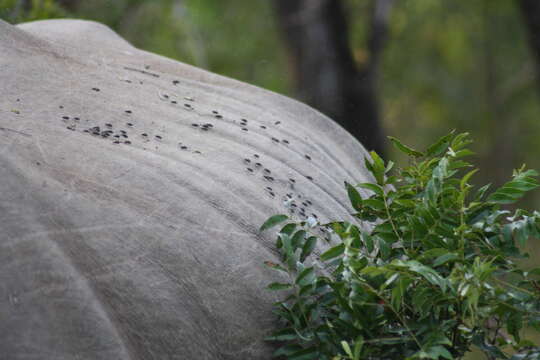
xmin=262 ymin=131 xmax=540 ymax=360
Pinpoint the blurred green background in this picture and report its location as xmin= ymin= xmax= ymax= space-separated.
xmin=1 ymin=1 xmax=539 ymax=357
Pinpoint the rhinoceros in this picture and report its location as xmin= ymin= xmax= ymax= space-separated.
xmin=0 ymin=19 xmax=373 ymax=359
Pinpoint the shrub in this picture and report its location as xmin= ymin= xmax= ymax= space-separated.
xmin=261 ymin=131 xmax=540 ymax=360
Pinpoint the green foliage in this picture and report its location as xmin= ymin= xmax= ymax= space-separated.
xmin=262 ymin=132 xmax=540 ymax=359
xmin=71 ymin=0 xmax=289 ymax=95
xmin=0 ymin=0 xmax=66 ymax=23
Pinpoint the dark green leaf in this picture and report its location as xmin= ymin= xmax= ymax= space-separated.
xmin=393 ymin=260 xmax=448 ymax=291
xmin=295 ymin=267 xmax=315 ymax=286
xmin=265 ymin=328 xmax=297 ymax=341
xmin=300 ymin=236 xmax=317 ymax=262
xmin=426 ymin=345 xmax=453 ymax=360
xmin=472 ymin=332 xmax=508 ymax=359
xmin=287 ymin=347 xmax=319 ymax=360
xmin=264 ymin=261 xmax=288 ymax=273
xmin=475 ymin=183 xmax=492 ymax=201
xmin=433 ymin=253 xmax=459 ymax=267
xmin=291 ymin=230 xmax=307 ymax=249
xmin=370 ymin=151 xmax=387 ymax=185
xmin=388 ymin=136 xmax=424 ymax=157
xmin=362 ymin=232 xmax=374 ymax=252
xmin=272 ymin=344 xmax=304 ymax=358
xmin=425 ymin=131 xmax=454 ymax=157
xmin=346 ymin=182 xmax=363 ymax=211
xmin=378 ymin=237 xmax=391 ymax=259
xmin=507 ymin=312 xmax=523 ymax=343
xmin=454 ymin=149 xmax=475 ymax=158
xmin=460 ymin=169 xmax=479 ymax=190
xmin=488 ymin=169 xmax=539 ymax=204
xmin=451 ymin=132 xmax=472 ymax=150
xmin=267 ymin=282 xmax=292 ymax=291
xmin=357 ymin=182 xmax=384 ymax=196
xmin=363 ymin=198 xmax=386 ymax=211
xmin=320 ymin=244 xmax=345 ymax=261
xmin=260 ymin=214 xmax=288 ymax=231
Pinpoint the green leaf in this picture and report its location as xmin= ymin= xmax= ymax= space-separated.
xmin=265 ymin=328 xmax=297 ymax=341
xmin=460 ymin=169 xmax=479 ymax=190
xmin=425 ymin=131 xmax=455 ymax=157
xmin=346 ymin=182 xmax=363 ymax=211
xmin=412 ymin=286 xmax=432 ymax=313
xmin=341 ymin=341 xmax=353 ymax=359
xmin=287 ymin=347 xmax=319 ymax=360
xmin=395 ymin=199 xmax=416 ymax=208
xmin=260 ymin=214 xmax=288 ymax=231
xmin=377 ymin=231 xmax=399 ymax=244
xmin=507 ymin=312 xmax=523 ymax=343
xmin=291 ymin=230 xmax=307 ymax=249
xmin=475 ymin=183 xmax=491 ymax=200
xmin=448 ymin=160 xmax=472 ymax=170
xmin=362 ymin=232 xmax=374 ymax=253
xmin=451 ymin=132 xmax=472 ymax=150
xmin=276 ymin=224 xmax=294 ymax=249
xmin=264 ymin=261 xmax=288 ymax=273
xmin=364 ymin=155 xmax=374 ymax=174
xmin=353 ymin=337 xmax=364 ymax=360
xmin=320 ymin=243 xmax=345 ymax=261
xmin=393 ymin=260 xmax=449 ymax=292
xmin=472 ymin=332 xmax=508 ymax=359
xmin=267 ymin=282 xmax=292 ymax=291
xmin=280 ymin=223 xmax=297 ymax=235
xmin=433 ymin=157 xmax=449 ymax=180
xmin=392 ymin=276 xmax=413 ymax=311
xmin=363 ymin=198 xmax=386 ymax=211
xmin=272 ymin=344 xmax=304 ymax=358
xmin=382 ymin=272 xmax=400 ymax=289
xmin=427 ymin=345 xmax=453 ymax=360
xmin=388 ymin=136 xmax=424 ymax=157
xmin=300 ymin=236 xmax=317 ymax=262
xmin=349 ymin=257 xmax=368 ymax=272
xmin=454 ymin=149 xmax=475 ymax=158
xmin=425 ymin=178 xmax=441 ymax=204
xmin=419 ymin=248 xmax=449 ymax=261
xmin=295 ymin=267 xmax=315 ymax=286
xmin=433 ymin=253 xmax=459 ymax=267
xmin=370 ymin=151 xmax=387 ymax=185
xmin=357 ymin=182 xmax=384 ymax=196
xmin=487 ymin=169 xmax=539 ymax=204
xmin=378 ymin=237 xmax=391 ymax=259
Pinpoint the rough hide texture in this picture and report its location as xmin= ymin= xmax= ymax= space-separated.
xmin=0 ymin=19 xmax=373 ymax=359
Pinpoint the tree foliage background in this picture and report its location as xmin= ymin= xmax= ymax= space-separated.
xmin=1 ymin=1 xmax=540 ymax=356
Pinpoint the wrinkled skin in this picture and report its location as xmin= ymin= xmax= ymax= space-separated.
xmin=0 ymin=19 xmax=372 ymax=359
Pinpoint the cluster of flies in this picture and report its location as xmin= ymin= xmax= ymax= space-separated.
xmin=58 ymin=67 xmax=323 ymax=221
xmin=242 ymin=151 xmax=319 ymax=221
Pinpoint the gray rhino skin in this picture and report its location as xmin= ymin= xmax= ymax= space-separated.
xmin=0 ymin=19 xmax=373 ymax=359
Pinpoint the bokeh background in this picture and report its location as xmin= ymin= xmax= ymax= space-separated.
xmin=1 ymin=0 xmax=540 ymax=357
